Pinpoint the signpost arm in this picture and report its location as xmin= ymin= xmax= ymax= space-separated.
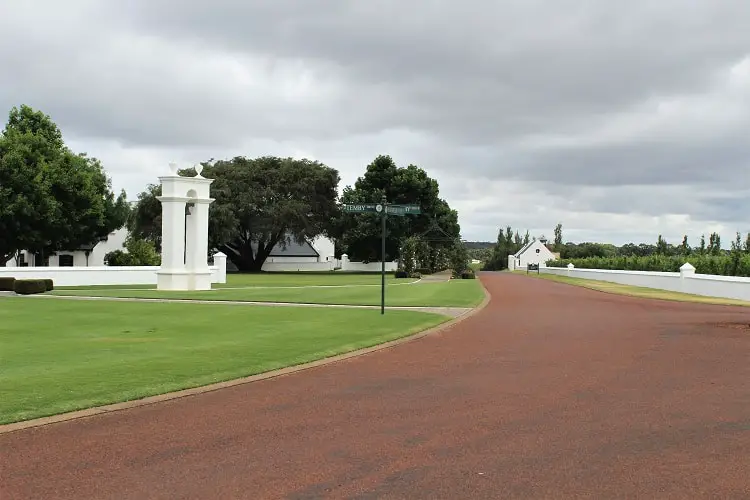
xmin=381 ymin=195 xmax=387 ymax=315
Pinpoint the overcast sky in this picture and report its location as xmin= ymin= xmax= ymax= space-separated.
xmin=2 ymin=1 xmax=749 ymax=245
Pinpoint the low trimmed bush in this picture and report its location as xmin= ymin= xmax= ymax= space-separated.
xmin=415 ymin=267 xmax=432 ymax=275
xmin=43 ymin=279 xmax=54 ymax=291
xmin=409 ymin=272 xmax=422 ymax=279
xmin=461 ymin=270 xmax=476 ymax=279
xmin=394 ymin=270 xmax=408 ymax=278
xmin=0 ymin=277 xmax=16 ymax=291
xmin=13 ymin=279 xmax=49 ymax=295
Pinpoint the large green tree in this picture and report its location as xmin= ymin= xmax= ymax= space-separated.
xmin=0 ymin=105 xmax=128 ymax=265
xmin=335 ymin=155 xmax=460 ymax=266
xmin=129 ymin=156 xmax=340 ymax=272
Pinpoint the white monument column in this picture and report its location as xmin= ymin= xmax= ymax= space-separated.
xmin=156 ymin=163 xmax=214 ymax=291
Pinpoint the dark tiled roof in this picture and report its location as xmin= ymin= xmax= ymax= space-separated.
xmin=251 ymin=238 xmax=319 ymax=257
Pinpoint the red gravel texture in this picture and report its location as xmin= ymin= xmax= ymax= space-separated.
xmin=2 ymin=272 xmax=750 ymax=499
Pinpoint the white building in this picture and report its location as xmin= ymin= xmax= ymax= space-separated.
xmin=224 ymin=234 xmax=337 ymax=271
xmin=508 ymin=235 xmax=559 ymax=270
xmin=4 ymin=227 xmax=129 ymax=267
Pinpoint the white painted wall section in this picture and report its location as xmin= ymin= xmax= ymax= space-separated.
xmin=542 ymin=263 xmax=750 ymax=302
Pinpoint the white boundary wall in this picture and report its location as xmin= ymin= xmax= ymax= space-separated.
xmin=260 ymin=255 xmax=398 ymax=272
xmin=261 ymin=261 xmax=335 ymax=272
xmin=0 ymin=254 xmax=227 ymax=287
xmin=542 ymin=263 xmax=750 ymax=302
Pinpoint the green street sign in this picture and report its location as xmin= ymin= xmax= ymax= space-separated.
xmin=342 ymin=203 xmax=383 ymax=213
xmin=386 ymin=204 xmax=421 ymax=216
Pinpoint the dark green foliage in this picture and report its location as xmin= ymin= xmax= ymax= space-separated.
xmin=482 ymin=225 xmax=526 ymax=270
xmin=460 ymin=270 xmax=476 ymax=279
xmin=335 ymin=155 xmax=460 ymax=265
xmin=415 ymin=267 xmax=433 ymax=275
xmin=43 ymin=279 xmax=53 ymax=291
xmin=13 ymin=279 xmax=48 ymax=295
xmin=560 ymin=241 xmax=618 ymax=259
xmin=0 ymin=105 xmax=129 ymax=264
xmin=448 ymin=241 xmax=470 ymax=276
xmin=394 ymin=270 xmax=408 ymax=278
xmin=104 ymin=236 xmax=160 ymax=266
xmin=553 ymin=223 xmax=563 ymax=251
xmin=0 ymin=277 xmax=15 ymax=291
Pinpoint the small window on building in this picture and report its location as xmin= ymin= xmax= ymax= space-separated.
xmin=59 ymin=255 xmax=74 ymax=267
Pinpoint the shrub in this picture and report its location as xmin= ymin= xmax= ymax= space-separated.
xmin=0 ymin=277 xmax=16 ymax=291
xmin=13 ymin=279 xmax=48 ymax=295
xmin=461 ymin=270 xmax=476 ymax=279
xmin=409 ymin=272 xmax=422 ymax=279
xmin=43 ymin=279 xmax=54 ymax=291
xmin=415 ymin=267 xmax=432 ymax=275
xmin=394 ymin=270 xmax=408 ymax=279
xmin=105 ymin=236 xmax=161 ymax=266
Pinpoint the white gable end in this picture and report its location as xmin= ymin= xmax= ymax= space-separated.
xmin=513 ymin=239 xmax=557 ymax=268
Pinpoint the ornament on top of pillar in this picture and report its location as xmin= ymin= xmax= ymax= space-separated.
xmin=168 ymin=162 xmax=179 ymax=175
xmin=194 ymin=164 xmax=204 ymax=178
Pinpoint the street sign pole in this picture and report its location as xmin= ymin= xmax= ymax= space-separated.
xmin=341 ymin=200 xmax=421 ymax=316
xmin=381 ymin=195 xmax=387 ymax=315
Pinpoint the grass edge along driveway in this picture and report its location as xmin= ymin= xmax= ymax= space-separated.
xmin=516 ymin=270 xmax=750 ymax=308
xmin=0 ymin=298 xmax=448 ymax=424
xmin=51 ymin=279 xmax=485 ymax=308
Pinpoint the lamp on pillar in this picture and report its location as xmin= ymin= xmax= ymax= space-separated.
xmin=156 ymin=162 xmax=215 ymax=291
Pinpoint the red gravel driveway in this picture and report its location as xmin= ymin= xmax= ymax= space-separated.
xmin=2 ymin=272 xmax=750 ymax=499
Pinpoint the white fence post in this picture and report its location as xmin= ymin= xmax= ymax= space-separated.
xmin=679 ymin=262 xmax=695 ymax=294
xmin=566 ymin=262 xmax=574 ymax=276
xmin=341 ymin=254 xmax=350 ymax=271
xmin=213 ymin=251 xmax=227 ymax=284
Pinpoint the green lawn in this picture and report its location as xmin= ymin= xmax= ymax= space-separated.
xmin=518 ymin=271 xmax=750 ymax=308
xmin=0 ymin=297 xmax=447 ymax=424
xmin=56 ymin=272 xmax=411 ymax=290
xmin=52 ymin=278 xmax=486 ymax=308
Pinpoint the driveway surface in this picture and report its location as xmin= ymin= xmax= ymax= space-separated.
xmin=2 ymin=272 xmax=750 ymax=499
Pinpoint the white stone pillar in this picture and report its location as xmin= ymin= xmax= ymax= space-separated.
xmin=186 ymin=200 xmax=213 ymax=289
xmin=341 ymin=254 xmax=349 ymax=271
xmin=158 ymin=190 xmax=186 ymax=273
xmin=156 ymin=163 xmax=214 ymax=291
xmin=566 ymin=262 xmax=574 ymax=276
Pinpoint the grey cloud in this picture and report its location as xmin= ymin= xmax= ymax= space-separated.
xmin=2 ymin=0 xmax=750 ymax=243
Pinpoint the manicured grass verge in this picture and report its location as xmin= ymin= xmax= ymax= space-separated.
xmin=55 ymin=273 xmax=412 ymax=290
xmin=517 ymin=271 xmax=750 ymax=307
xmin=0 ymin=298 xmax=447 ymax=424
xmin=52 ymin=279 xmax=485 ymax=307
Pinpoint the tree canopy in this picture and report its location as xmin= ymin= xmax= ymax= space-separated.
xmin=335 ymin=155 xmax=460 ymax=267
xmin=129 ymin=156 xmax=341 ymax=272
xmin=0 ymin=105 xmax=129 ymax=265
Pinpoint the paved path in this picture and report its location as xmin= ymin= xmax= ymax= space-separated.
xmin=2 ymin=273 xmax=750 ymax=498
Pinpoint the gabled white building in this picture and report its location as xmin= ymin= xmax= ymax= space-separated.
xmin=4 ymin=227 xmax=129 ymax=267
xmin=508 ymin=235 xmax=559 ymax=270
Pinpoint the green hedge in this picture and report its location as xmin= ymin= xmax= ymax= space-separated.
xmin=0 ymin=277 xmax=15 ymax=291
xmin=547 ymin=254 xmax=750 ymax=277
xmin=13 ymin=279 xmax=49 ymax=295
xmin=43 ymin=279 xmax=54 ymax=291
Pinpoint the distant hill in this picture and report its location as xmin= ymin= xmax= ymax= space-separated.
xmin=464 ymin=241 xmax=495 ymax=250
